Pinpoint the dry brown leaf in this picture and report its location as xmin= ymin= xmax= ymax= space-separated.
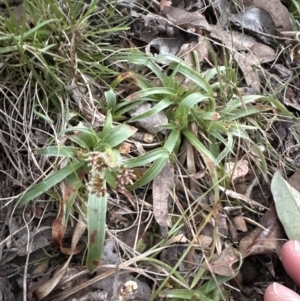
xmin=177 ymin=37 xmax=210 ymax=65
xmin=161 ymin=6 xmax=211 ymax=32
xmin=288 ymin=169 xmax=300 ymax=192
xmin=205 ymin=246 xmax=241 ymax=276
xmin=33 ymin=214 xmax=87 ymax=300
xmin=232 ymin=215 xmax=248 ymax=232
xmin=52 ymin=180 xmax=85 ymax=255
xmin=118 ymin=142 xmax=131 ymax=155
xmin=210 ymin=27 xmax=257 ymax=51
xmin=229 ymin=6 xmax=277 ymax=44
xmin=225 ymin=160 xmax=249 ymax=183
xmin=168 ymin=234 xmax=190 ymax=245
xmin=152 ymin=162 xmax=174 ymax=239
xmin=198 ymin=234 xmax=213 ymax=248
xmin=233 ymin=51 xmax=261 ymax=94
xmin=210 ymin=27 xmax=276 ymax=93
xmin=218 ymin=213 xmax=228 ymax=236
xmin=245 ymin=0 xmax=292 ymax=31
xmin=248 ymin=43 xmax=277 ymax=63
xmin=145 ymin=37 xmax=186 ymax=60
xmin=219 ymin=185 xmax=267 ymax=208
xmin=239 ymin=203 xmax=285 ymax=258
xmin=210 ymin=26 xmax=277 ymax=60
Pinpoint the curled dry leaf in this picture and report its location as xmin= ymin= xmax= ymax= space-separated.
xmin=52 ymin=180 xmax=86 ymax=255
xmin=118 ymin=142 xmax=131 ymax=155
xmin=152 ymin=162 xmax=174 ymax=239
xmin=233 ymin=51 xmax=261 ymax=94
xmin=33 ymin=215 xmax=87 ymax=300
xmin=225 ymin=159 xmax=249 ymax=183
xmin=245 ymin=0 xmax=292 ymax=31
xmin=287 ymin=169 xmax=300 ymax=192
xmin=177 ymin=37 xmax=210 ymax=66
xmin=239 ymin=203 xmax=285 ymax=258
xmin=198 ymin=234 xmax=213 ymax=248
xmin=210 ymin=26 xmax=276 ymax=93
xmin=161 ymin=6 xmax=211 ymax=32
xmin=229 ymin=7 xmax=277 ymax=44
xmin=205 ymin=246 xmax=241 ymax=276
xmin=145 ymin=37 xmax=187 ymax=60
xmin=232 ymin=215 xmax=248 ymax=232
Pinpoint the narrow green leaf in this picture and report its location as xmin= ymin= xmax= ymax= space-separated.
xmin=37 ymin=146 xmax=78 ymax=157
xmin=222 ymin=95 xmax=263 ymax=114
xmin=175 ymin=93 xmax=210 ymax=125
xmin=125 ymin=148 xmax=169 ymax=168
xmin=199 ymin=275 xmax=235 ymax=295
xmin=159 ymin=289 xmax=213 ymax=301
xmin=204 ymin=66 xmax=226 ymax=82
xmin=156 ymin=54 xmax=213 ymax=96
xmin=23 ymin=19 xmax=58 ymax=39
xmin=164 ymin=129 xmax=180 ymax=153
xmin=271 ymin=171 xmax=300 ymax=240
xmin=128 ymin=156 xmax=169 ymax=190
xmin=129 ymin=99 xmax=173 ymax=122
xmin=101 ymin=124 xmax=137 ymax=148
xmin=223 ymin=105 xmax=274 ymax=120
xmin=127 ymin=87 xmax=177 ymax=101
xmin=68 ymin=131 xmax=98 ymax=149
xmin=215 ymin=133 xmax=233 ymax=165
xmin=86 ymin=192 xmax=107 ymax=273
xmin=99 ymin=113 xmax=113 ymax=139
xmin=59 ymin=126 xmax=99 ymax=149
xmin=105 ymin=90 xmax=116 ymax=112
xmin=182 ymin=129 xmax=216 ymax=163
xmin=18 ymin=161 xmax=84 ymax=206
xmin=65 ymin=172 xmax=83 ymax=225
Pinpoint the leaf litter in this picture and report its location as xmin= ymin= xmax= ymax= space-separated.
xmin=0 ymin=0 xmax=300 ymax=300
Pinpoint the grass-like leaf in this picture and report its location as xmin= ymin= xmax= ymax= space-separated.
xmin=37 ymin=146 xmax=78 ymax=157
xmin=100 ymin=124 xmax=137 ymax=148
xmin=18 ymin=161 xmax=84 ymax=206
xmin=128 ymin=156 xmax=169 ymax=191
xmin=125 ymin=148 xmax=170 ymax=168
xmin=86 ymin=192 xmax=107 ymax=273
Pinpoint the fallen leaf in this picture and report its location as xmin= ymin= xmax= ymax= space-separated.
xmin=33 ymin=215 xmax=87 ymax=300
xmin=177 ymin=37 xmax=210 ymax=66
xmin=152 ymin=162 xmax=174 ymax=239
xmin=288 ymin=169 xmax=300 ymax=192
xmin=239 ymin=203 xmax=285 ymax=257
xmin=248 ymin=43 xmax=277 ymax=63
xmin=232 ymin=215 xmax=248 ymax=232
xmin=168 ymin=234 xmax=190 ymax=245
xmin=271 ymin=170 xmax=300 ymax=240
xmin=225 ymin=160 xmax=249 ymax=183
xmin=205 ymin=246 xmax=241 ymax=276
xmin=229 ymin=7 xmax=277 ymax=44
xmin=118 ymin=142 xmax=131 ymax=155
xmin=52 ymin=175 xmax=86 ymax=255
xmin=161 ymin=6 xmax=212 ymax=32
xmin=245 ymin=0 xmax=292 ymax=31
xmin=233 ymin=51 xmax=261 ymax=94
xmin=198 ymin=234 xmax=213 ymax=248
xmin=145 ymin=37 xmax=186 ymax=60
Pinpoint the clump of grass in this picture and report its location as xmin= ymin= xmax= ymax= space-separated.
xmin=2 ymin=1 xmax=298 ymax=300
xmin=17 ymin=45 xmax=294 ymax=299
xmin=0 ymin=0 xmax=129 ymax=195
